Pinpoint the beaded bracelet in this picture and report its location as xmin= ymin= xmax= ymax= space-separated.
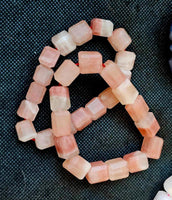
xmin=16 ymin=19 xmax=164 ymax=185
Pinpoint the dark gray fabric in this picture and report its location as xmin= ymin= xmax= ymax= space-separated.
xmin=1 ymin=0 xmax=172 ymax=200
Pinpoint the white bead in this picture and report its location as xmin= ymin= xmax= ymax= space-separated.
xmin=164 ymin=176 xmax=172 ymax=197
xmin=154 ymin=191 xmax=172 ymax=200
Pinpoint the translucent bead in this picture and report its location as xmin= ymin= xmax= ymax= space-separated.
xmin=120 ymin=69 xmax=132 ymax=80
xmin=154 ymin=191 xmax=172 ymax=200
xmin=164 ymin=176 xmax=172 ymax=197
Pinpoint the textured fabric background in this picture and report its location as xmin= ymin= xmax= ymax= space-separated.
xmin=1 ymin=0 xmax=172 ymax=200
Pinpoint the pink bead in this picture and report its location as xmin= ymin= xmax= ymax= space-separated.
xmin=141 ymin=136 xmax=164 ymax=159
xmin=135 ymin=112 xmax=160 ymax=137
xmin=63 ymin=155 xmax=91 ymax=180
xmin=71 ymin=107 xmax=92 ymax=131
xmin=78 ymin=51 xmax=103 ymax=74
xmin=39 ymin=46 xmax=60 ymax=68
xmin=15 ymin=120 xmax=37 ymax=142
xmin=71 ymin=120 xmax=77 ymax=134
xmin=54 ymin=135 xmax=79 ymax=159
xmin=26 ymin=82 xmax=47 ymax=104
xmin=85 ymin=97 xmax=107 ymax=120
xmin=108 ymin=28 xmax=132 ymax=51
xmin=49 ymin=86 xmax=71 ymax=111
xmin=125 ymin=95 xmax=149 ymax=122
xmin=68 ymin=20 xmax=93 ymax=46
xmin=123 ymin=151 xmax=149 ymax=173
xmin=17 ymin=100 xmax=39 ymax=121
xmin=105 ymin=158 xmax=129 ymax=181
xmin=33 ymin=65 xmax=54 ymax=86
xmin=86 ymin=161 xmax=109 ymax=184
xmin=51 ymin=111 xmax=71 ymax=137
xmin=120 ymin=69 xmax=132 ymax=80
xmin=54 ymin=59 xmax=80 ymax=86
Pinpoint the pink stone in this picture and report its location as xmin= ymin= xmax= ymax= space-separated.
xmin=54 ymin=59 xmax=80 ymax=86
xmin=112 ymin=79 xmax=139 ymax=105
xmin=51 ymin=111 xmax=71 ymax=137
xmin=78 ymin=51 xmax=103 ymax=74
xmin=54 ymin=135 xmax=79 ymax=159
xmin=85 ymin=97 xmax=107 ymax=120
xmin=63 ymin=155 xmax=91 ymax=180
xmin=105 ymin=158 xmax=129 ymax=181
xmin=123 ymin=151 xmax=149 ymax=173
xmin=33 ymin=65 xmax=54 ymax=86
xmin=86 ymin=161 xmax=109 ymax=184
xmin=125 ymin=95 xmax=149 ymax=122
xmin=17 ymin=100 xmax=39 ymax=121
xmin=135 ymin=112 xmax=160 ymax=137
xmin=35 ymin=128 xmax=54 ymax=150
xmin=91 ymin=18 xmax=114 ymax=37
xmin=108 ymin=28 xmax=132 ymax=51
xmin=15 ymin=120 xmax=37 ymax=142
xmin=164 ymin=176 xmax=172 ymax=197
xmin=154 ymin=191 xmax=172 ymax=200
xmin=68 ymin=20 xmax=93 ymax=46
xmin=71 ymin=107 xmax=92 ymax=131
xmin=26 ymin=82 xmax=47 ymax=104
xmin=71 ymin=120 xmax=77 ymax=134
xmin=98 ymin=87 xmax=119 ymax=109
xmin=141 ymin=136 xmax=164 ymax=159
xmin=49 ymin=86 xmax=71 ymax=111
xmin=100 ymin=60 xmax=126 ymax=89
xmin=38 ymin=46 xmax=60 ymax=68
xmin=120 ymin=69 xmax=132 ymax=80
xmin=51 ymin=31 xmax=76 ymax=56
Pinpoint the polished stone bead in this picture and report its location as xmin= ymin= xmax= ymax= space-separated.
xmin=71 ymin=120 xmax=77 ymax=134
xmin=154 ymin=191 xmax=172 ymax=200
xmin=120 ymin=69 xmax=132 ymax=80
xmin=164 ymin=176 xmax=172 ymax=197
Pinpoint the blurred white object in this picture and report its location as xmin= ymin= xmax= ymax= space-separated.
xmin=154 ymin=191 xmax=172 ymax=200
xmin=164 ymin=176 xmax=172 ymax=197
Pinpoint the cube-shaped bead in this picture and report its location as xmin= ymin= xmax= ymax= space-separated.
xmin=86 ymin=161 xmax=109 ymax=184
xmin=91 ymin=18 xmax=114 ymax=37
xmin=115 ymin=51 xmax=136 ymax=70
xmin=63 ymin=155 xmax=91 ymax=180
xmin=71 ymin=107 xmax=92 ymax=131
xmin=33 ymin=65 xmax=54 ymax=86
xmin=78 ymin=51 xmax=103 ymax=74
xmin=154 ymin=191 xmax=172 ymax=200
xmin=120 ymin=69 xmax=132 ymax=80
xmin=26 ymin=82 xmax=47 ymax=104
xmin=39 ymin=46 xmax=60 ymax=68
xmin=85 ymin=97 xmax=107 ymax=120
xmin=123 ymin=151 xmax=149 ymax=173
xmin=112 ymin=79 xmax=139 ymax=105
xmin=108 ymin=28 xmax=132 ymax=51
xmin=141 ymin=136 xmax=164 ymax=159
xmin=17 ymin=100 xmax=39 ymax=121
xmin=15 ymin=120 xmax=37 ymax=142
xmin=125 ymin=95 xmax=149 ymax=122
xmin=51 ymin=111 xmax=71 ymax=137
xmin=164 ymin=176 xmax=172 ymax=197
xmin=135 ymin=112 xmax=160 ymax=137
xmin=49 ymin=86 xmax=71 ymax=111
xmin=35 ymin=128 xmax=54 ymax=150
xmin=54 ymin=59 xmax=80 ymax=86
xmin=68 ymin=20 xmax=92 ymax=46
xmin=54 ymin=135 xmax=79 ymax=159
xmin=51 ymin=31 xmax=76 ymax=56
xmin=105 ymin=158 xmax=129 ymax=181
xmin=100 ymin=60 xmax=126 ymax=89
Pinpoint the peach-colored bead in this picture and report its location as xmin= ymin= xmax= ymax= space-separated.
xmin=100 ymin=60 xmax=126 ymax=89
xmin=71 ymin=107 xmax=92 ymax=131
xmin=33 ymin=65 xmax=54 ymax=86
xmin=51 ymin=111 xmax=71 ymax=137
xmin=71 ymin=120 xmax=77 ymax=134
xmin=135 ymin=112 xmax=160 ymax=137
xmin=68 ymin=20 xmax=92 ymax=46
xmin=112 ymin=79 xmax=139 ymax=105
xmin=120 ymin=69 xmax=132 ymax=80
xmin=17 ymin=100 xmax=39 ymax=121
xmin=141 ymin=136 xmax=164 ymax=159
xmin=38 ymin=46 xmax=60 ymax=68
xmin=63 ymin=155 xmax=91 ymax=180
xmin=125 ymin=95 xmax=149 ymax=122
xmin=54 ymin=135 xmax=79 ymax=159
xmin=86 ymin=161 xmax=109 ymax=184
xmin=108 ymin=28 xmax=132 ymax=51
xmin=123 ymin=151 xmax=149 ymax=173
xmin=105 ymin=158 xmax=129 ymax=181
xmin=78 ymin=51 xmax=103 ymax=74
xmin=26 ymin=82 xmax=47 ymax=104
xmin=85 ymin=97 xmax=107 ymax=120
xmin=54 ymin=59 xmax=80 ymax=86
xmin=15 ymin=120 xmax=37 ymax=142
